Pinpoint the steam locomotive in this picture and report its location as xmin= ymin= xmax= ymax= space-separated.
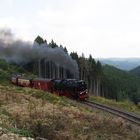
xmin=11 ymin=76 xmax=88 ymax=101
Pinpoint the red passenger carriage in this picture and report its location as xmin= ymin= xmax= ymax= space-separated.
xmin=32 ymin=78 xmax=53 ymax=92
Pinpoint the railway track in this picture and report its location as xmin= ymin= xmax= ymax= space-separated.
xmin=84 ymin=100 xmax=140 ymax=126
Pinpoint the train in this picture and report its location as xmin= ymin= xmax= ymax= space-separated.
xmin=11 ymin=76 xmax=88 ymax=101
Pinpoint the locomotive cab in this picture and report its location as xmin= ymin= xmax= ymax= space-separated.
xmin=77 ymin=80 xmax=88 ymax=100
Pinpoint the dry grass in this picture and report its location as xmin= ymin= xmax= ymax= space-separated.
xmin=0 ymin=85 xmax=140 ymax=140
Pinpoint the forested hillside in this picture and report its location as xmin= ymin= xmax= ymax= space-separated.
xmin=130 ymin=65 xmax=140 ymax=77
xmin=102 ymin=65 xmax=140 ymax=104
xmin=0 ymin=59 xmax=25 ymax=83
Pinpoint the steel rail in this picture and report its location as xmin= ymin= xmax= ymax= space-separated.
xmin=84 ymin=100 xmax=140 ymax=126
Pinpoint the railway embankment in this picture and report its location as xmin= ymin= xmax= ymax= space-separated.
xmin=89 ymin=96 xmax=140 ymax=115
xmin=0 ymin=84 xmax=140 ymax=140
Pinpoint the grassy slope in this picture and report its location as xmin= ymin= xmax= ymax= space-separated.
xmin=89 ymin=96 xmax=140 ymax=115
xmin=0 ymin=59 xmax=140 ymax=139
xmin=0 ymin=84 xmax=140 ymax=140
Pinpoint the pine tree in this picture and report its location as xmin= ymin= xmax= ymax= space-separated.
xmin=34 ymin=35 xmax=46 ymax=45
xmin=48 ymin=40 xmax=58 ymax=48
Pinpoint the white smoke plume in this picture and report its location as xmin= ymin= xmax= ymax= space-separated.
xmin=0 ymin=28 xmax=79 ymax=79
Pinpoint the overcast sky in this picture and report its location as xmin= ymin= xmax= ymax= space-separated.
xmin=0 ymin=0 xmax=140 ymax=58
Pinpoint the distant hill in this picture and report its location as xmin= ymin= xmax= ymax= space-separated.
xmin=98 ymin=58 xmax=140 ymax=71
xmin=102 ymin=64 xmax=140 ymax=103
xmin=129 ymin=65 xmax=140 ymax=77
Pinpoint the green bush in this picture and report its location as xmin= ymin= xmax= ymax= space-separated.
xmin=9 ymin=128 xmax=33 ymax=137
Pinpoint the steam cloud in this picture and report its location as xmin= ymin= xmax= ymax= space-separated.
xmin=0 ymin=28 xmax=79 ymax=78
